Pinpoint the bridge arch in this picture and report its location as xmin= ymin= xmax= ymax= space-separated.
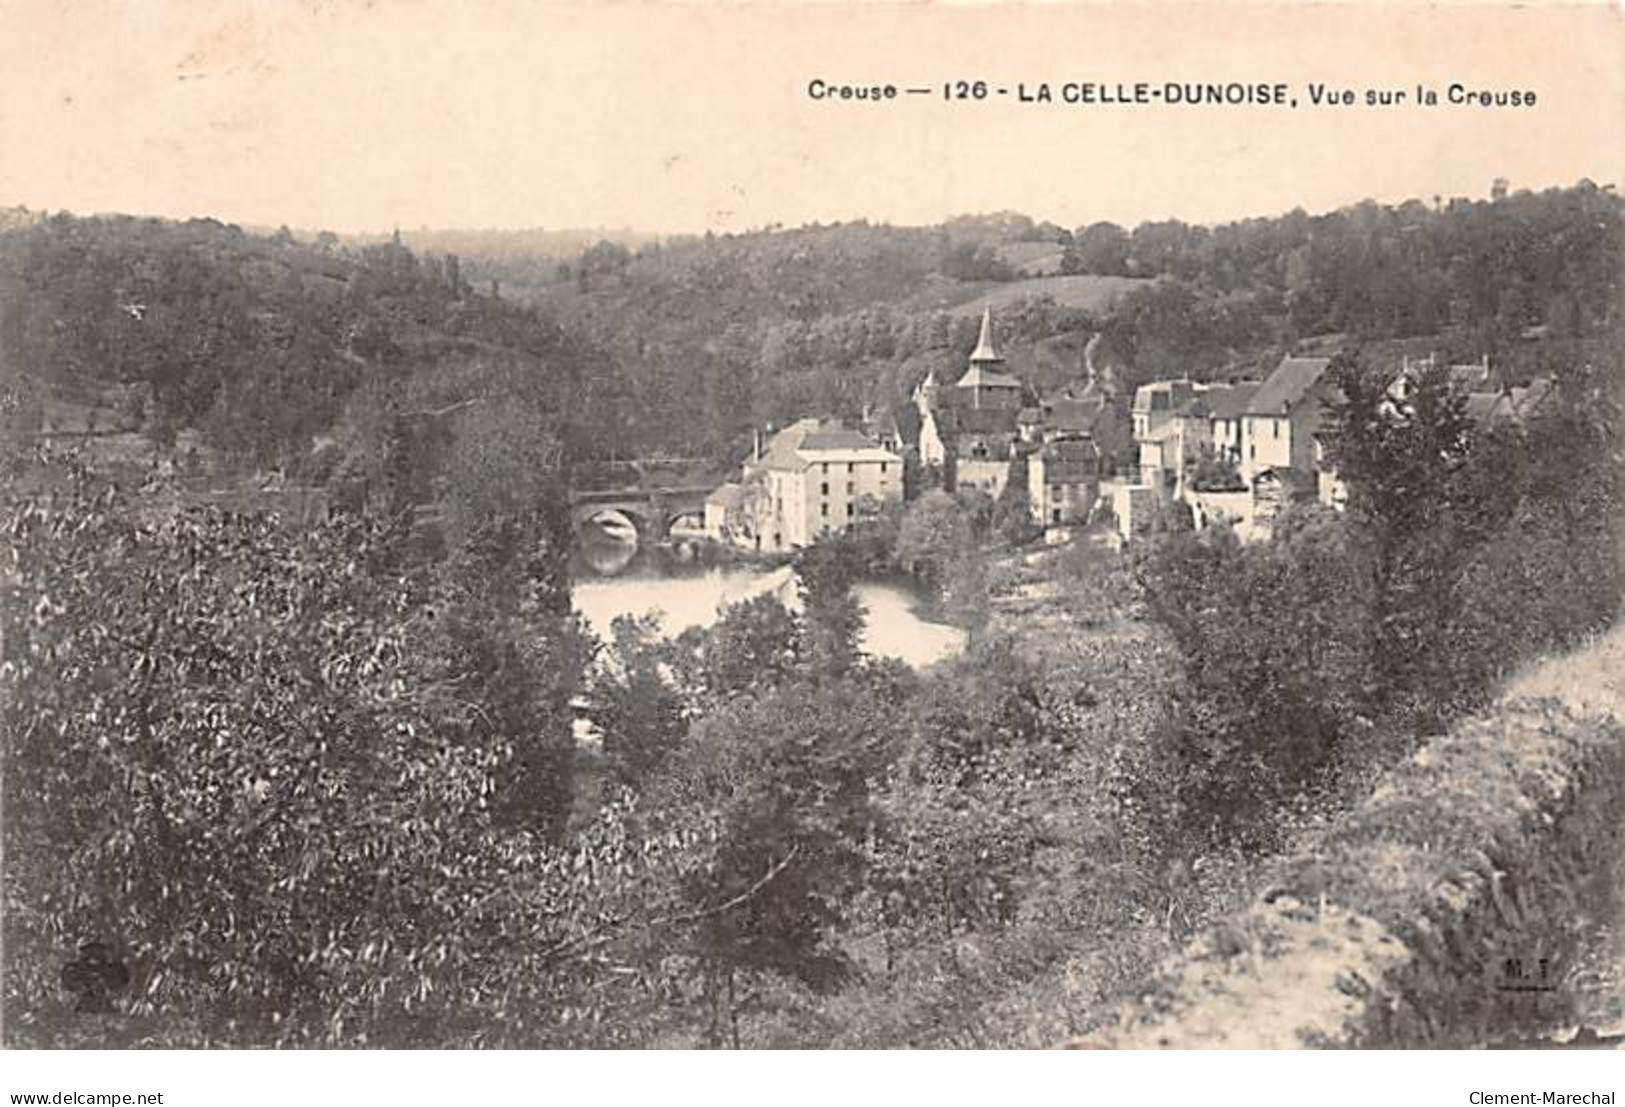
xmin=666 ymin=507 xmax=706 ymax=534
xmin=568 ymin=484 xmax=714 ymax=546
xmin=571 ymin=502 xmax=662 ymax=544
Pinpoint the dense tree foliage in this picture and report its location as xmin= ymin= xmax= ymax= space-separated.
xmin=3 ymin=182 xmax=1619 ymax=1048
xmin=1136 ymin=351 xmax=1621 ymax=846
xmin=0 ymin=214 xmax=617 ymax=478
xmin=1 ymin=464 xmax=607 ymax=1045
xmin=494 ymin=181 xmax=1620 ymax=462
xmin=7 ymin=184 xmax=1617 ymax=477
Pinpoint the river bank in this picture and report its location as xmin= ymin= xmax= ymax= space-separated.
xmin=571 ymin=561 xmax=968 ymax=669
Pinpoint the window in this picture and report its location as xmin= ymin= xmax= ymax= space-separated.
xmin=822 ymin=463 xmax=829 ymax=474
xmin=880 ymin=462 xmax=889 ymax=474
xmin=846 ymin=503 xmax=854 ymax=518
xmin=847 ymin=462 xmax=855 ymax=473
xmin=820 ymin=481 xmax=829 ymax=495
xmin=846 ymin=481 xmax=855 ymax=495
xmin=820 ymin=503 xmax=829 ymax=516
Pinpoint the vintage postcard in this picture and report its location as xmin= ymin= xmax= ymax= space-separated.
xmin=0 ymin=0 xmax=1621 ymax=1099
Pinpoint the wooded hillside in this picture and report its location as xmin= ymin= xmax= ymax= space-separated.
xmin=5 ymin=182 xmax=1619 ymax=475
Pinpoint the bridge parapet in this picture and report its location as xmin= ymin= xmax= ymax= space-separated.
xmin=569 ymin=484 xmax=716 ymax=506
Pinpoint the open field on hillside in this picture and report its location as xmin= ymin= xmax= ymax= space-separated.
xmin=952 ymin=274 xmax=1152 ymax=317
xmin=994 ymin=241 xmax=1067 ymax=276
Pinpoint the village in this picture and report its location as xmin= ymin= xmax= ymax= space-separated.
xmin=701 ymin=307 xmax=1558 ymax=553
xmin=5 ymin=0 xmax=1623 ymax=1074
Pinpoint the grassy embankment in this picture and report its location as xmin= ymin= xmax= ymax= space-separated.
xmin=1070 ymin=622 xmax=1625 ymax=1048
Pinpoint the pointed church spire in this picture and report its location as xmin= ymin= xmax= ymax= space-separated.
xmin=970 ymin=306 xmax=1002 ymax=363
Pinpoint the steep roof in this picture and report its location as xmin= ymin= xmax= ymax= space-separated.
xmin=969 ymin=306 xmax=1003 ymax=363
xmin=1131 ymin=379 xmax=1196 ymax=414
xmin=706 ymin=482 xmax=742 ymax=508
xmin=1204 ymin=381 xmax=1262 ymax=420
xmin=1035 ymin=435 xmax=1101 ymax=481
xmin=1246 ymin=357 xmax=1333 ymax=416
xmin=956 ymin=362 xmax=1024 ymax=391
xmin=800 ymin=427 xmax=877 ymax=451
xmin=760 ymin=418 xmax=823 ymax=470
xmin=891 ymin=404 xmax=922 ymax=446
xmin=759 ymin=419 xmax=900 ymax=470
xmin=1040 ymin=435 xmax=1101 ymax=461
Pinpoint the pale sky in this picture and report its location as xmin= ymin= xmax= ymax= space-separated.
xmin=2 ymin=0 xmax=1622 ymax=235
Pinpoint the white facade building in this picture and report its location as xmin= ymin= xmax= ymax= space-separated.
xmin=1236 ymin=356 xmax=1335 ymax=487
xmin=744 ymin=420 xmax=904 ymax=551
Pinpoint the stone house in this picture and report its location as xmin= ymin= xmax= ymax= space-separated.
xmin=1130 ymin=378 xmax=1198 ymax=444
xmin=733 ymin=419 xmax=903 ymax=552
xmin=1029 ymin=435 xmax=1102 ymax=527
xmin=1236 ymin=355 xmax=1335 ymax=488
xmin=1205 ymin=381 xmax=1261 ymax=466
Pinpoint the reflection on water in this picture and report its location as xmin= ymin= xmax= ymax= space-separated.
xmin=576 ymin=525 xmax=641 ymax=576
xmin=571 ymin=564 xmax=966 ymax=669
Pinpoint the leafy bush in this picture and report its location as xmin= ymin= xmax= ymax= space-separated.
xmin=0 ymin=468 xmax=603 ymax=1046
xmin=1137 ymin=353 xmax=1619 ymax=848
xmin=1134 ymin=505 xmax=1371 ymax=843
xmin=1186 ymin=445 xmax=1246 ymax=492
xmin=1083 ymin=686 xmax=1625 ymax=1049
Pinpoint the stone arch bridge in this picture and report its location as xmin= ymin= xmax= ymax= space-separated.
xmin=568 ymin=484 xmax=715 ymax=546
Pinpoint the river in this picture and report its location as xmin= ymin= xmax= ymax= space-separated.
xmin=571 ymin=563 xmax=967 ymax=669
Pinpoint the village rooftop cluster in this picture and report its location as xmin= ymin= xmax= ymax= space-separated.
xmin=702 ymin=308 xmax=1560 ymax=551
